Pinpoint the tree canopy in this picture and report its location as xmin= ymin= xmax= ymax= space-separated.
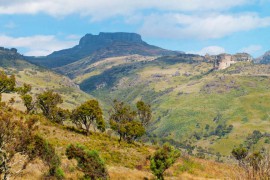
xmin=37 ymin=90 xmax=63 ymax=119
xmin=109 ymin=100 xmax=146 ymax=143
xmin=71 ymin=100 xmax=105 ymax=135
xmin=0 ymin=71 xmax=15 ymax=102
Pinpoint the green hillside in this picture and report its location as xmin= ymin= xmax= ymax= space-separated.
xmin=0 ymin=48 xmax=92 ymax=110
xmin=71 ymin=54 xmax=270 ymax=157
xmin=2 ymin=47 xmax=270 ymax=179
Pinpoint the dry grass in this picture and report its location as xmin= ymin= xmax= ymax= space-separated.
xmin=3 ymin=111 xmax=244 ymax=180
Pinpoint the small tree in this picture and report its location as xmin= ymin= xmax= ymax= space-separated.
xmin=109 ymin=100 xmax=145 ymax=143
xmin=21 ymin=94 xmax=35 ymax=114
xmin=71 ymin=100 xmax=105 ymax=135
xmin=37 ymin=90 xmax=63 ymax=119
xmin=66 ymin=144 xmax=109 ymax=180
xmin=150 ymin=143 xmax=180 ymax=180
xmin=232 ymin=145 xmax=248 ymax=166
xmin=17 ymin=83 xmax=32 ymax=96
xmin=0 ymin=71 xmax=16 ymax=102
xmin=51 ymin=107 xmax=70 ymax=125
xmin=136 ymin=100 xmax=152 ymax=127
xmin=17 ymin=83 xmax=35 ymax=114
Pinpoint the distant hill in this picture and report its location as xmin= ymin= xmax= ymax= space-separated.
xmin=27 ymin=32 xmax=180 ymax=68
xmin=256 ymin=50 xmax=270 ymax=64
xmin=0 ymin=47 xmax=92 ymax=110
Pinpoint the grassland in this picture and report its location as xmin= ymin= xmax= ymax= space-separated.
xmin=7 ymin=109 xmax=239 ymax=180
xmin=72 ymin=55 xmax=270 ymax=157
xmin=0 ymin=58 xmax=92 ymax=110
xmin=1 ymin=52 xmax=259 ymax=179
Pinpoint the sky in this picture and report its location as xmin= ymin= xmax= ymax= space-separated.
xmin=0 ymin=0 xmax=270 ymax=57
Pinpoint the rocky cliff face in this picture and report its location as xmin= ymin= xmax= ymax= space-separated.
xmin=79 ymin=32 xmax=144 ymax=45
xmin=27 ymin=32 xmax=178 ymax=68
xmin=0 ymin=47 xmax=23 ymax=60
xmin=206 ymin=53 xmax=253 ymax=70
xmin=256 ymin=51 xmax=270 ymax=64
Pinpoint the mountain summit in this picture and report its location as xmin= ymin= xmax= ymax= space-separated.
xmin=27 ymin=32 xmax=179 ymax=68
xmin=80 ymin=32 xmax=144 ymax=45
xmin=256 ymin=50 xmax=270 ymax=64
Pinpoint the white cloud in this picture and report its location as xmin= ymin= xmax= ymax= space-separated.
xmin=0 ymin=0 xmax=269 ymax=42
xmin=65 ymin=34 xmax=81 ymax=40
xmin=139 ymin=13 xmax=270 ymax=39
xmin=190 ymin=46 xmax=226 ymax=55
xmin=0 ymin=35 xmax=78 ymax=56
xmin=240 ymin=45 xmax=262 ymax=54
xmin=4 ymin=21 xmax=16 ymax=29
xmin=0 ymin=0 xmax=254 ymax=20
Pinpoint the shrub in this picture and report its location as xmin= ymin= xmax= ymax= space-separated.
xmin=150 ymin=143 xmax=180 ymax=180
xmin=66 ymin=144 xmax=109 ymax=180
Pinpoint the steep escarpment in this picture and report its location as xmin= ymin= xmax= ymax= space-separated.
xmin=27 ymin=32 xmax=179 ymax=68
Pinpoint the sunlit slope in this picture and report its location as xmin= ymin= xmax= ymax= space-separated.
xmin=78 ymin=55 xmax=270 ymax=155
xmin=0 ymin=48 xmax=92 ymax=110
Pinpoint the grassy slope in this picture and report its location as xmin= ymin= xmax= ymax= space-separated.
xmin=75 ymin=55 xmax=270 ymax=156
xmin=0 ymin=58 xmax=92 ymax=110
xmin=8 ymin=110 xmax=238 ymax=180
xmin=0 ymin=54 xmax=244 ymax=179
xmin=55 ymin=54 xmax=157 ymax=82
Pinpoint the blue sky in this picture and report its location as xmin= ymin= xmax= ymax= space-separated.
xmin=0 ymin=0 xmax=270 ymax=57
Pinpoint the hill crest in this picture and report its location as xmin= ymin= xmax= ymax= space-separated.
xmin=27 ymin=32 xmax=179 ymax=68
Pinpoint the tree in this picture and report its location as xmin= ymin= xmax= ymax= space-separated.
xmin=71 ymin=100 xmax=105 ymax=135
xmin=17 ymin=84 xmax=35 ymax=114
xmin=66 ymin=144 xmax=109 ymax=180
xmin=51 ymin=107 xmax=70 ymax=125
xmin=232 ymin=145 xmax=248 ymax=166
xmin=37 ymin=90 xmax=63 ymax=119
xmin=17 ymin=83 xmax=32 ymax=96
xmin=21 ymin=94 xmax=35 ymax=114
xmin=0 ymin=71 xmax=15 ymax=102
xmin=136 ymin=100 xmax=152 ymax=127
xmin=109 ymin=100 xmax=145 ymax=143
xmin=150 ymin=143 xmax=180 ymax=180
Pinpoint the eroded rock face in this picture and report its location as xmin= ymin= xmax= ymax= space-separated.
xmin=0 ymin=47 xmax=23 ymax=60
xmin=207 ymin=53 xmax=253 ymax=70
xmin=79 ymin=32 xmax=144 ymax=46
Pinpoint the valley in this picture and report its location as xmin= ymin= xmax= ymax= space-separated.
xmin=2 ymin=32 xmax=270 ymax=179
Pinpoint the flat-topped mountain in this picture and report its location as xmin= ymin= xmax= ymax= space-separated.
xmin=27 ymin=32 xmax=179 ymax=68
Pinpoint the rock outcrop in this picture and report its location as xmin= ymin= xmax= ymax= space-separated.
xmin=0 ymin=47 xmax=23 ymax=60
xmin=206 ymin=53 xmax=253 ymax=70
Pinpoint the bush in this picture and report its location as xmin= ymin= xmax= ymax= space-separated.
xmin=55 ymin=167 xmax=65 ymax=180
xmin=150 ymin=143 xmax=180 ymax=180
xmin=66 ymin=144 xmax=109 ymax=180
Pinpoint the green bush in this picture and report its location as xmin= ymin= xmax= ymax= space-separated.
xmin=66 ymin=144 xmax=109 ymax=180
xmin=55 ymin=167 xmax=65 ymax=180
xmin=150 ymin=143 xmax=180 ymax=180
